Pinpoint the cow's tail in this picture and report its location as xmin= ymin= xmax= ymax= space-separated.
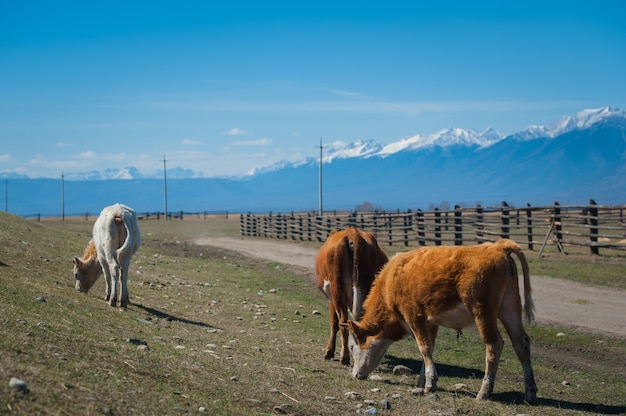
xmin=348 ymin=233 xmax=362 ymax=320
xmin=115 ymin=212 xmax=133 ymax=263
xmin=504 ymin=240 xmax=535 ymax=324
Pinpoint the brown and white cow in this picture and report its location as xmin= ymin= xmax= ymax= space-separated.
xmin=73 ymin=203 xmax=141 ymax=307
xmin=315 ymin=227 xmax=388 ymax=365
xmin=348 ymin=239 xmax=538 ymax=403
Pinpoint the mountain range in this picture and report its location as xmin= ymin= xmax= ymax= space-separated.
xmin=5 ymin=106 xmax=626 ymax=216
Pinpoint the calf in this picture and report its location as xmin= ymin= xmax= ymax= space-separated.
xmin=348 ymin=239 xmax=538 ymax=403
xmin=73 ymin=203 xmax=141 ymax=307
xmin=315 ymin=227 xmax=388 ymax=365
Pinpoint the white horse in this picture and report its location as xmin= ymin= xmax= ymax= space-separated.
xmin=73 ymin=203 xmax=141 ymax=307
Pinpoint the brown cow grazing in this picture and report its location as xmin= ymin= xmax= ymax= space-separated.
xmin=315 ymin=227 xmax=388 ymax=365
xmin=348 ymin=239 xmax=538 ymax=404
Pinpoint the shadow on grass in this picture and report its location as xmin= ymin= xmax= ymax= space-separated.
xmin=493 ymin=393 xmax=626 ymax=414
xmin=133 ymin=303 xmax=223 ymax=330
xmin=382 ymin=354 xmax=479 ymax=380
xmin=382 ymin=355 xmax=626 ymax=413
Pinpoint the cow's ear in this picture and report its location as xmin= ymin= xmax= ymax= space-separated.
xmin=73 ymin=256 xmax=81 ymax=266
xmin=348 ymin=321 xmax=368 ymax=346
xmin=347 ymin=320 xmax=359 ymax=334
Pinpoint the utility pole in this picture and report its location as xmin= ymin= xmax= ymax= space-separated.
xmin=61 ymin=171 xmax=65 ymax=221
xmin=316 ymin=138 xmax=327 ymax=216
xmin=162 ymin=154 xmax=168 ymax=221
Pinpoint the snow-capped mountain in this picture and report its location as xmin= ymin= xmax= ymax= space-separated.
xmin=44 ymin=106 xmax=623 ymax=180
xmin=63 ymin=166 xmax=145 ymax=181
xmin=6 ymin=106 xmax=626 ymax=216
xmin=513 ymin=106 xmax=626 ymax=141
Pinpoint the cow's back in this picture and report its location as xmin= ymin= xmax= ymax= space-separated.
xmin=372 ymin=242 xmax=517 ymax=321
xmin=315 ymin=227 xmax=387 ymax=301
xmin=93 ymin=203 xmax=140 ymax=258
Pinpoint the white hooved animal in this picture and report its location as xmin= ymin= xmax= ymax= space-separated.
xmin=73 ymin=203 xmax=141 ymax=307
xmin=348 ymin=239 xmax=538 ymax=404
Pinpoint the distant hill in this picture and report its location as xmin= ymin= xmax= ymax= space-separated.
xmin=4 ymin=107 xmax=626 ymax=216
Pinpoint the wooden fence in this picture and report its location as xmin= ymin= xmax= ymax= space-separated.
xmin=240 ymin=200 xmax=626 ymax=255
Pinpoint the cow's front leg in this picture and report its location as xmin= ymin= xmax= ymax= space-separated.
xmin=100 ymin=260 xmax=112 ymax=302
xmin=417 ymin=323 xmax=439 ymax=388
xmin=417 ymin=363 xmax=439 ymax=391
xmin=412 ymin=321 xmax=438 ymax=392
xmin=324 ymin=305 xmax=338 ymax=360
xmin=339 ymin=320 xmax=351 ymax=365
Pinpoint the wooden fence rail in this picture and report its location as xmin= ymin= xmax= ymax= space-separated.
xmin=240 ymin=199 xmax=626 ymax=255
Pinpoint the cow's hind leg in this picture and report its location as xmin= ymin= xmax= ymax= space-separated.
xmin=107 ymin=260 xmax=121 ymax=307
xmin=500 ymin=308 xmax=538 ymax=404
xmin=119 ymin=257 xmax=132 ymax=308
xmin=474 ymin=316 xmax=504 ymax=400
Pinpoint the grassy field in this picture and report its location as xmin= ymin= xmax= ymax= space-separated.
xmin=1 ymin=213 xmax=625 ymax=415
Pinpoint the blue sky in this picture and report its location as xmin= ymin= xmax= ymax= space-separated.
xmin=1 ymin=1 xmax=625 ymax=179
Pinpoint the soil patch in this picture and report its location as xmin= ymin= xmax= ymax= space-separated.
xmin=195 ymin=236 xmax=626 ymax=339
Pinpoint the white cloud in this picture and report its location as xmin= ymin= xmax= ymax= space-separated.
xmin=181 ymin=138 xmax=201 ymax=145
xmin=327 ymin=88 xmax=366 ymax=99
xmin=221 ymin=128 xmax=250 ymax=136
xmin=232 ymin=138 xmax=272 ymax=146
xmin=0 ymin=153 xmax=11 ymax=162
xmin=76 ymin=151 xmax=97 ymax=159
xmin=55 ymin=142 xmax=71 ymax=148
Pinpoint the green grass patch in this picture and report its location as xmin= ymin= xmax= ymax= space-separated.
xmin=1 ymin=213 xmax=625 ymax=415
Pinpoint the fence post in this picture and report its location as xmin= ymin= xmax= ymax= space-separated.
xmin=306 ymin=213 xmax=312 ymax=241
xmin=454 ymin=205 xmax=462 ymax=245
xmin=475 ymin=204 xmax=484 ymax=242
xmin=326 ymin=217 xmax=332 ymax=240
xmin=416 ymin=209 xmax=425 ymax=246
xmin=501 ymin=201 xmax=510 ymax=239
xmin=553 ymin=201 xmax=563 ymax=242
xmin=404 ymin=210 xmax=412 ymax=247
xmin=589 ymin=198 xmax=599 ymax=255
xmin=434 ymin=209 xmax=441 ymax=246
xmin=275 ymin=214 xmax=282 ymax=239
xmin=349 ymin=211 xmax=357 ymax=227
xmin=526 ymin=203 xmax=534 ymax=250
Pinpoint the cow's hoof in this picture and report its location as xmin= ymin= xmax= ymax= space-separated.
xmin=340 ymin=358 xmax=351 ymax=366
xmin=525 ymin=393 xmax=538 ymax=405
xmin=324 ymin=352 xmax=334 ymax=360
xmin=475 ymin=390 xmax=490 ymax=401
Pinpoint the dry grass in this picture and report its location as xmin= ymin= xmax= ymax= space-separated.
xmin=1 ymin=213 xmax=625 ymax=415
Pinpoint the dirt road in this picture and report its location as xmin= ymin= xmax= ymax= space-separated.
xmin=195 ymin=236 xmax=626 ymax=339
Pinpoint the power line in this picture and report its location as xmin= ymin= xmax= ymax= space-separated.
xmin=315 ymin=138 xmax=327 ymax=216
xmin=162 ymin=154 xmax=169 ymax=221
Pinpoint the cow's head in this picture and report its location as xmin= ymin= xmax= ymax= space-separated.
xmin=348 ymin=319 xmax=410 ymax=379
xmin=348 ymin=320 xmax=394 ymax=380
xmin=72 ymin=256 xmax=102 ymax=293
